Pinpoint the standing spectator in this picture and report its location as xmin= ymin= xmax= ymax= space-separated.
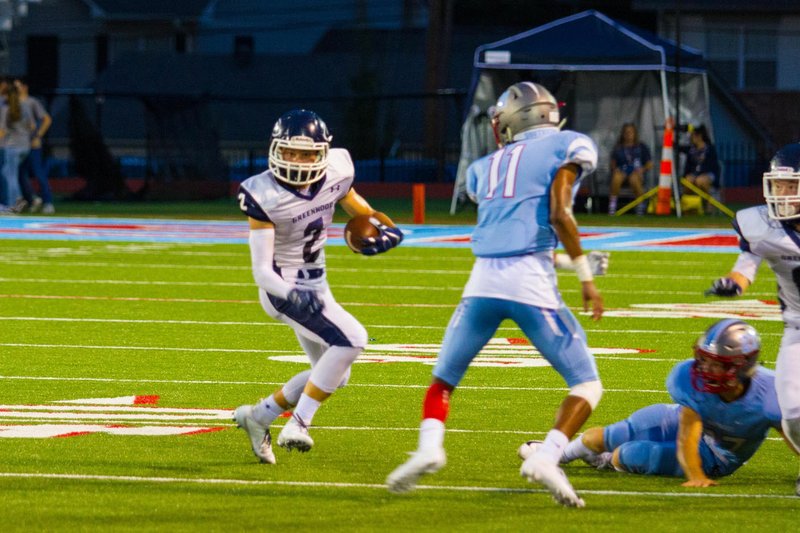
xmin=0 ymin=76 xmax=8 ymax=213
xmin=16 ymin=76 xmax=53 ymax=213
xmin=0 ymin=83 xmax=34 ymax=213
xmin=681 ymin=124 xmax=720 ymax=197
xmin=608 ymin=123 xmax=653 ymax=215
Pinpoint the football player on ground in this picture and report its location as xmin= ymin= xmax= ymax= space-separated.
xmin=524 ymin=320 xmax=797 ymax=485
xmin=233 ymin=109 xmax=402 ymax=463
xmin=705 ymin=143 xmax=800 ymax=494
xmin=386 ymin=82 xmax=604 ymax=507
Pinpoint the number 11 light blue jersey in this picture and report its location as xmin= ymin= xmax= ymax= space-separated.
xmin=466 ymin=127 xmax=598 ymax=257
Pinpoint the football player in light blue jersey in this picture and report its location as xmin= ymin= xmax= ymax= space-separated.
xmin=705 ymin=142 xmax=800 ymax=494
xmin=536 ymin=320 xmax=797 ymax=487
xmin=388 ymin=82 xmax=604 ymax=507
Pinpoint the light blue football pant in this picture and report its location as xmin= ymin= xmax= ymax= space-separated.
xmin=432 ymin=297 xmax=599 ymax=388
xmin=605 ymin=403 xmax=735 ymax=478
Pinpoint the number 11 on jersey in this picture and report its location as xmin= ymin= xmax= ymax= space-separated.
xmin=486 ymin=144 xmax=525 ymax=199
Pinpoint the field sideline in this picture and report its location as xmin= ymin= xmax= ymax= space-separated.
xmin=1 ymin=215 xmax=798 ymax=531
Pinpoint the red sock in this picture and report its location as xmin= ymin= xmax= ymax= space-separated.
xmin=423 ymin=381 xmax=452 ymax=422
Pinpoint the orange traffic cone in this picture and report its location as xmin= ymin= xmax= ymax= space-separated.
xmin=656 ymin=118 xmax=675 ymax=216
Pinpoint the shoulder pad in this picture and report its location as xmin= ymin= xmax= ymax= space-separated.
xmin=733 ymin=206 xmax=774 ymax=245
xmin=239 ymin=171 xmax=281 ymax=220
xmin=328 ymin=148 xmax=354 ymax=177
xmin=563 ymin=131 xmax=598 ymax=175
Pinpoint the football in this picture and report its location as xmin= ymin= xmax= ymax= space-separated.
xmin=344 ymin=213 xmax=389 ymax=253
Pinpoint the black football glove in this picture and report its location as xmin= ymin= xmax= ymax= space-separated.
xmin=286 ymin=287 xmax=324 ymax=315
xmin=362 ymin=224 xmax=403 ymax=256
xmin=704 ymin=277 xmax=742 ymax=297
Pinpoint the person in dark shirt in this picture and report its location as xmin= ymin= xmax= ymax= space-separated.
xmin=608 ymin=123 xmax=652 ymax=215
xmin=682 ymin=124 xmax=720 ymax=196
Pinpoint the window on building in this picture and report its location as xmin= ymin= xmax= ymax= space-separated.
xmin=705 ymin=25 xmax=776 ymax=90
xmin=175 ymin=32 xmax=187 ymax=54
xmin=96 ymin=34 xmax=108 ymax=73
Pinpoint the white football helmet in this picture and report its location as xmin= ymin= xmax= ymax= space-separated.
xmin=491 ymin=82 xmax=560 ymax=146
xmin=268 ymin=109 xmax=332 ymax=186
xmin=763 ymin=143 xmax=800 ymax=221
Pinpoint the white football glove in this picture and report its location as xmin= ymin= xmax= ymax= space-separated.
xmin=587 ymin=251 xmax=610 ymax=276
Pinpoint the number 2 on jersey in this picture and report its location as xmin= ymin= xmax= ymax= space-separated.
xmin=486 ymin=144 xmax=525 ymax=199
xmin=303 ymin=217 xmax=324 ymax=263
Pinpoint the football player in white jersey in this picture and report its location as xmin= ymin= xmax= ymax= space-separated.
xmin=233 ymin=109 xmax=403 ymax=463
xmin=386 ymin=82 xmax=603 ymax=507
xmin=706 ymin=142 xmax=800 ymax=494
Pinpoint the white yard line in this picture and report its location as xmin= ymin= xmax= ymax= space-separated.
xmin=0 ymin=316 xmax=784 ymax=336
xmin=3 ymin=259 xmax=728 ymax=280
xmin=0 ymin=472 xmax=793 ymax=500
xmin=0 ymin=374 xmax=673 ymax=394
xmin=0 ymin=278 xmax=776 ymax=297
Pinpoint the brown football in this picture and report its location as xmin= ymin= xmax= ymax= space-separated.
xmin=344 ymin=213 xmax=390 ymax=253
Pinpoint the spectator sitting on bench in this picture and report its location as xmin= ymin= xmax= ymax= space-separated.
xmin=608 ymin=123 xmax=653 ymax=215
xmin=681 ymin=124 xmax=720 ymax=197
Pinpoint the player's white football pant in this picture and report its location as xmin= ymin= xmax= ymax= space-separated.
xmin=233 ymin=405 xmax=276 ymax=464
xmin=521 ymin=453 xmax=585 ymax=508
xmin=386 ymin=448 xmax=446 ymax=494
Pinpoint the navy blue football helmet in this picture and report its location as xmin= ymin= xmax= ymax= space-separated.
xmin=763 ymin=142 xmax=800 ymax=221
xmin=691 ymin=319 xmax=760 ymax=393
xmin=269 ymin=109 xmax=332 ymax=186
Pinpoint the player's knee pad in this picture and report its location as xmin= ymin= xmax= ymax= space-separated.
xmin=616 ymin=441 xmax=658 ymax=475
xmin=782 ymin=417 xmax=800 ymax=454
xmin=347 ymin=322 xmax=368 ymax=349
xmin=310 ymin=345 xmax=361 ymax=393
xmin=604 ymin=420 xmax=633 ymax=452
xmin=569 ymin=380 xmax=603 ymax=410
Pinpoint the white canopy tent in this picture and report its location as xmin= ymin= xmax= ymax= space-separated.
xmin=452 ymin=10 xmax=712 ymax=215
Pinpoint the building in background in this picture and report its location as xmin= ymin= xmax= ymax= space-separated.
xmin=2 ymin=0 xmax=794 ymax=199
xmin=634 ymin=1 xmax=800 ymax=187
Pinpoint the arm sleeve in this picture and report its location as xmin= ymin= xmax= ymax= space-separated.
xmin=731 ymin=251 xmax=762 ymax=282
xmin=249 ymin=228 xmax=292 ymax=299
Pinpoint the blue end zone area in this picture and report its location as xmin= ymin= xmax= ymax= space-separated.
xmin=0 ymin=216 xmax=740 ymax=253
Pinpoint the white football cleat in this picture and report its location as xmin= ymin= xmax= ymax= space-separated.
xmin=277 ymin=414 xmax=314 ymax=452
xmin=518 ymin=440 xmax=542 ymax=461
xmin=386 ymin=448 xmax=446 ymax=494
xmin=233 ymin=405 xmax=276 ymax=464
xmin=589 ymin=451 xmax=613 ymax=470
xmin=521 ymin=453 xmax=585 ymax=508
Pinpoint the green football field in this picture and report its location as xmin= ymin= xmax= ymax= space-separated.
xmin=1 ymin=233 xmax=799 ymax=531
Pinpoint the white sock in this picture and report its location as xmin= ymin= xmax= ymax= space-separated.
xmin=293 ymin=393 xmax=321 ymax=425
xmin=538 ymin=429 xmax=569 ymax=464
xmin=252 ymin=394 xmax=286 ymax=426
xmin=418 ymin=418 xmax=445 ymax=451
xmin=561 ymin=436 xmax=596 ymax=464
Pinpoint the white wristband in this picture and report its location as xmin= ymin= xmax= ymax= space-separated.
xmin=573 ymin=254 xmax=594 ymax=282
